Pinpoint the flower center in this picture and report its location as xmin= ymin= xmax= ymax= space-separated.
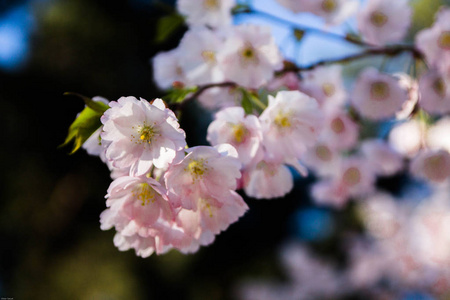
xmin=343 ymin=167 xmax=361 ymax=186
xmin=139 ymin=125 xmax=156 ymax=144
xmin=202 ymin=50 xmax=216 ymax=65
xmin=330 ymin=117 xmax=345 ymax=134
xmin=187 ymin=159 xmax=207 ymax=180
xmin=274 ymin=111 xmax=292 ymax=129
xmin=203 ymin=0 xmax=219 ymax=10
xmin=133 ymin=183 xmax=156 ymax=206
xmin=433 ymin=77 xmax=446 ymax=97
xmin=438 ymin=31 xmax=450 ymax=50
xmin=322 ymin=83 xmax=336 ymax=97
xmin=370 ymin=11 xmax=388 ymax=27
xmin=232 ymin=123 xmax=249 ymax=144
xmin=322 ymin=0 xmax=337 ymax=12
xmin=240 ymin=45 xmax=259 ymax=66
xmin=315 ymin=145 xmax=332 ymax=161
xmin=370 ymin=81 xmax=390 ymax=101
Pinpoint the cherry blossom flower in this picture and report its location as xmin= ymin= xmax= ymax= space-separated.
xmin=242 ymin=160 xmax=294 ymax=199
xmin=164 ymin=144 xmax=242 ymax=210
xmin=152 ymin=49 xmax=187 ymax=89
xmin=319 ymin=110 xmax=359 ymax=151
xmin=410 ymin=149 xmax=450 ymax=183
xmin=426 ymin=117 xmax=450 ymax=152
xmin=197 ymin=86 xmax=241 ymax=110
xmin=351 ymin=68 xmax=408 ymax=120
xmin=101 ymin=97 xmax=186 ymax=176
xmin=303 ymin=142 xmax=340 ymax=176
xmin=418 ymin=69 xmax=450 ymax=115
xmin=415 ymin=8 xmax=450 ymax=77
xmin=100 ymin=175 xmax=177 ymax=254
xmin=388 ymin=119 xmax=426 ymax=158
xmin=306 ymin=0 xmax=359 ymax=25
xmin=207 ymin=106 xmax=263 ymax=166
xmin=218 ymin=24 xmax=283 ymax=89
xmin=177 ymin=0 xmax=235 ymax=28
xmin=357 ymin=0 xmax=411 ymax=46
xmin=175 ymin=190 xmax=248 ymax=252
xmin=259 ymin=90 xmax=323 ymax=162
xmin=360 ymin=139 xmax=404 ymax=176
xmin=394 ymin=73 xmax=419 ymax=120
xmin=312 ymin=156 xmax=376 ymax=208
xmin=178 ymin=27 xmax=225 ymax=85
xmin=300 ymin=65 xmax=347 ymax=113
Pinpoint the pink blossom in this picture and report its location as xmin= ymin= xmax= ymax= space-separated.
xmin=311 ymin=179 xmax=350 ymax=208
xmin=418 ymin=69 xmax=450 ymax=115
xmin=351 ymin=68 xmax=408 ymax=120
xmin=152 ymin=49 xmax=186 ymax=89
xmin=357 ymin=0 xmax=411 ymax=46
xmin=267 ymin=72 xmax=301 ymax=92
xmin=426 ymin=117 xmax=450 ymax=152
xmin=207 ymin=107 xmax=263 ymax=166
xmin=303 ymin=142 xmax=340 ymax=176
xmin=100 ymin=176 xmax=177 ymax=253
xmin=164 ymin=144 xmax=242 ymax=210
xmin=300 ymin=65 xmax=348 ymax=114
xmin=101 ymin=97 xmax=186 ymax=176
xmin=177 ymin=0 xmax=235 ymax=28
xmin=319 ymin=110 xmax=359 ymax=151
xmin=394 ymin=73 xmax=419 ymax=120
xmin=360 ymin=139 xmax=404 ymax=176
xmin=178 ymin=27 xmax=225 ymax=85
xmin=218 ymin=24 xmax=283 ymax=89
xmin=259 ymin=90 xmax=323 ymax=162
xmin=410 ymin=149 xmax=450 ymax=183
xmin=243 ymin=160 xmax=294 ymax=199
xmin=415 ymin=8 xmax=450 ymax=77
xmin=276 ymin=0 xmax=358 ymax=25
xmin=175 ymin=190 xmax=248 ymax=252
xmin=306 ymin=0 xmax=359 ymax=25
xmin=388 ymin=119 xmax=426 ymax=158
xmin=197 ymin=86 xmax=241 ymax=110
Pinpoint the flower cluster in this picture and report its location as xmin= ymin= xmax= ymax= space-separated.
xmin=84 ymin=96 xmax=248 ymax=257
xmin=67 ymin=3 xmax=450 ymax=290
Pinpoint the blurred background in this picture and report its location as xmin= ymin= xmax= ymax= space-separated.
xmin=0 ymin=0 xmax=448 ymax=299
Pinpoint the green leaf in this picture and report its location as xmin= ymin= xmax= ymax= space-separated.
xmin=64 ymin=92 xmax=109 ymax=113
xmin=155 ymin=13 xmax=185 ymax=44
xmin=240 ymin=89 xmax=253 ymax=115
xmin=60 ymin=106 xmax=104 ymax=154
xmin=164 ymin=86 xmax=198 ymax=104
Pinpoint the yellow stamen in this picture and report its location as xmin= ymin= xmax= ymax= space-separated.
xmin=438 ymin=31 xmax=450 ymax=50
xmin=187 ymin=159 xmax=207 ymax=181
xmin=274 ymin=112 xmax=292 ymax=129
xmin=204 ymin=0 xmax=219 ymax=9
xmin=331 ymin=117 xmax=345 ymax=134
xmin=315 ymin=145 xmax=332 ymax=161
xmin=343 ymin=167 xmax=361 ymax=186
xmin=232 ymin=123 xmax=248 ymax=144
xmin=133 ymin=183 xmax=156 ymax=206
xmin=370 ymin=11 xmax=388 ymax=27
xmin=370 ymin=81 xmax=390 ymax=101
xmin=322 ymin=0 xmax=337 ymax=12
xmin=322 ymin=83 xmax=336 ymax=97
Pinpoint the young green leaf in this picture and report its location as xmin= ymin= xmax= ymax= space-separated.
xmin=60 ymin=106 xmax=103 ymax=154
xmin=155 ymin=13 xmax=185 ymax=44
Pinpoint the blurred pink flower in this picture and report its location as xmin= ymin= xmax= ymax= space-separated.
xmin=351 ymin=68 xmax=408 ymax=120
xmin=357 ymin=0 xmax=411 ymax=46
xmin=177 ymin=0 xmax=235 ymax=28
